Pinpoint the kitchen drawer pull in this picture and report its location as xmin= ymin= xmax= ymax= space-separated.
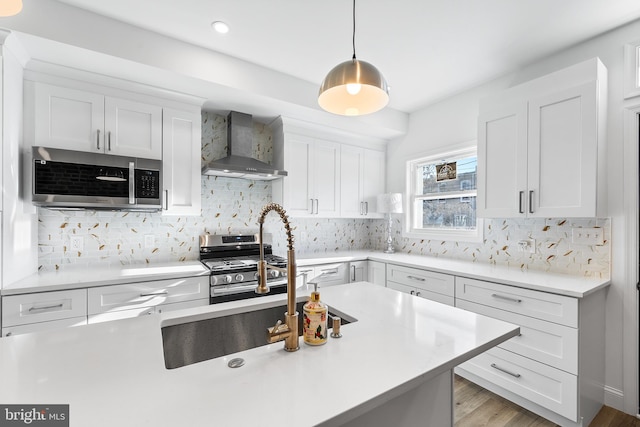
xmin=410 ymin=290 xmax=416 ymax=295
xmin=491 ymin=363 xmax=521 ymax=378
xmin=491 ymin=293 xmax=522 ymax=303
xmin=140 ymin=291 xmax=169 ymax=297
xmin=416 ymin=291 xmax=421 ymax=297
xmin=407 ymin=275 xmax=426 ymax=282
xmin=320 ymin=268 xmax=339 ymax=275
xmin=29 ymin=303 xmax=64 ymax=312
xmin=5 ymin=332 xmax=12 ymax=337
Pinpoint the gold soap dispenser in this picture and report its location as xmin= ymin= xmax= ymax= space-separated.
xmin=303 ymin=284 xmax=328 ymax=346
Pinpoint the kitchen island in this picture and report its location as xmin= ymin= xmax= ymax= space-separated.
xmin=0 ymin=282 xmax=518 ymax=427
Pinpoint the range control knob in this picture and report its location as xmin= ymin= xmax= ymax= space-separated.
xmin=269 ymin=270 xmax=280 ymax=278
xmin=223 ymin=275 xmax=232 ymax=283
xmin=235 ymin=274 xmax=244 ymax=282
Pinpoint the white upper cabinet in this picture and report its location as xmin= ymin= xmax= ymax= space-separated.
xmin=272 ymin=117 xmax=387 ymax=219
xmin=340 ymin=146 xmax=385 ymax=218
xmin=477 ymin=58 xmax=607 ymax=218
xmin=162 ymin=108 xmax=202 ymax=215
xmin=274 ymin=133 xmax=340 ymax=217
xmin=28 ymin=81 xmax=162 ymax=159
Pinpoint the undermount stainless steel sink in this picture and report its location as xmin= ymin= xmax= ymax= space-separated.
xmin=161 ymin=300 xmax=356 ymax=369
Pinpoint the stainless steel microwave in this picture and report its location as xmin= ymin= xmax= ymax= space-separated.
xmin=32 ymin=146 xmax=162 ymax=212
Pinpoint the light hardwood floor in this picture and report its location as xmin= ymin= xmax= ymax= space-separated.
xmin=454 ymin=375 xmax=640 ymax=427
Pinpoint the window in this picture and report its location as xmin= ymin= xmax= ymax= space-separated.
xmin=405 ymin=146 xmax=482 ymax=242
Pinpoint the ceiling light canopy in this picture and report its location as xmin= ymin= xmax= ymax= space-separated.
xmin=0 ymin=0 xmax=22 ymax=17
xmin=318 ymin=0 xmax=389 ymax=116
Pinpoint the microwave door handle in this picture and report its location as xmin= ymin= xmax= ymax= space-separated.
xmin=128 ymin=162 xmax=135 ymax=205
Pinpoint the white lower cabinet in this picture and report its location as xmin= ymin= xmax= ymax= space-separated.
xmin=455 ymin=276 xmax=605 ymax=427
xmin=386 ymin=264 xmax=454 ymax=306
xmin=3 ymin=316 xmax=87 ymax=337
xmin=296 ymin=262 xmax=350 ymax=291
xmin=348 ymin=261 xmax=368 ymax=282
xmin=88 ymin=276 xmax=208 ymax=316
xmin=367 ymin=261 xmax=386 ymax=286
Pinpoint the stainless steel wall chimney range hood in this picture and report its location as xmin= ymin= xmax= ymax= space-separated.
xmin=201 ymin=111 xmax=287 ymax=181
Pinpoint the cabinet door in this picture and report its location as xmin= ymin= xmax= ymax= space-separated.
xmin=362 ymin=149 xmax=385 ymax=218
xmin=311 ymin=140 xmax=341 ymax=217
xmin=282 ymin=135 xmax=313 ymax=216
xmin=527 ymin=82 xmax=597 ymax=217
xmin=340 ymin=145 xmax=364 ymax=217
xmin=32 ymin=82 xmax=105 ymax=153
xmin=104 ymin=97 xmax=162 ymax=159
xmin=477 ymin=101 xmax=528 ymax=218
xmin=349 ymin=261 xmax=368 ymax=282
xmin=162 ymin=108 xmax=202 ymax=215
xmin=367 ymin=261 xmax=386 ymax=286
xmin=2 ymin=316 xmax=87 ymax=337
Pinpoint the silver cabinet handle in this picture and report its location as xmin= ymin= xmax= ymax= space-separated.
xmin=320 ymin=267 xmax=339 ymax=275
xmin=491 ymin=293 xmax=522 ymax=303
xmin=518 ymin=191 xmax=524 ymax=214
xmin=416 ymin=291 xmax=421 ymax=297
xmin=164 ymin=189 xmax=169 ymax=210
xmin=5 ymin=332 xmax=12 ymax=337
xmin=314 ymin=199 xmax=319 ymax=214
xmin=529 ymin=190 xmax=534 ymax=214
xmin=359 ymin=201 xmax=363 ymax=216
xmin=108 ymin=131 xmax=112 ymax=151
xmin=364 ymin=201 xmax=368 ymax=215
xmin=351 ymin=265 xmax=356 ymax=281
xmin=491 ymin=363 xmax=521 ymax=378
xmin=96 ymin=129 xmax=101 ymax=150
xmin=309 ymin=199 xmax=314 ymax=214
xmin=140 ymin=291 xmax=169 ymax=297
xmin=407 ymin=275 xmax=426 ymax=282
xmin=128 ymin=161 xmax=135 ymax=205
xmin=410 ymin=290 xmax=415 ymax=295
xmin=29 ymin=303 xmax=64 ymax=312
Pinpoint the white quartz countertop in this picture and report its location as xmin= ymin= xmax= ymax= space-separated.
xmin=297 ymin=251 xmax=610 ymax=298
xmin=0 ymin=283 xmax=519 ymax=427
xmin=1 ymin=261 xmax=209 ymax=295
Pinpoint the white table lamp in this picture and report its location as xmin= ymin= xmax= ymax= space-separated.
xmin=377 ymin=193 xmax=403 ymax=253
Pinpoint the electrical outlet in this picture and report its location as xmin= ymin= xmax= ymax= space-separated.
xmin=70 ymin=236 xmax=83 ymax=251
xmin=517 ymin=239 xmax=536 ymax=253
xmin=571 ymin=227 xmax=604 ymax=245
xmin=144 ymin=235 xmax=155 ymax=249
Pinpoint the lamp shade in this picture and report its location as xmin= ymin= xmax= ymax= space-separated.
xmin=377 ymin=193 xmax=403 ymax=214
xmin=318 ymin=59 xmax=389 ymax=116
xmin=0 ymin=0 xmax=22 ymax=16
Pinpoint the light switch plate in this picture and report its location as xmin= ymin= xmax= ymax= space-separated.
xmin=571 ymin=227 xmax=604 ymax=245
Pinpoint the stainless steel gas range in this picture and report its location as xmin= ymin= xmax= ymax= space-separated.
xmin=199 ymin=233 xmax=288 ymax=304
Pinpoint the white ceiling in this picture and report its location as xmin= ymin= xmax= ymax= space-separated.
xmin=42 ymin=0 xmax=640 ymax=113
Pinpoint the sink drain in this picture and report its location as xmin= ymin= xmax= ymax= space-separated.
xmin=228 ymin=358 xmax=245 ymax=368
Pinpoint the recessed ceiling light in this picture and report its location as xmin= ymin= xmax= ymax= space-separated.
xmin=211 ymin=21 xmax=229 ymax=34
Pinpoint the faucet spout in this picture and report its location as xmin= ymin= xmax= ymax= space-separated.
xmin=257 ymin=203 xmax=299 ymax=352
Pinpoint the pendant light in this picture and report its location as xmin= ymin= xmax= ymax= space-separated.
xmin=318 ymin=0 xmax=389 ymax=116
xmin=0 ymin=0 xmax=22 ymax=17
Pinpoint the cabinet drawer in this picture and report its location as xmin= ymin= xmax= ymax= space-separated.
xmin=455 ymin=277 xmax=578 ymax=327
xmin=456 ymin=299 xmax=578 ymax=374
xmin=88 ymin=306 xmax=155 ymax=324
xmin=387 ymin=281 xmax=455 ymax=306
xmin=155 ymin=299 xmax=209 ymax=314
xmin=88 ymin=276 xmax=209 ymax=315
xmin=458 ymin=346 xmax=578 ymax=421
xmin=2 ymin=289 xmax=88 ymax=327
xmin=387 ymin=264 xmax=454 ymax=297
xmin=2 ymin=316 xmax=87 ymax=337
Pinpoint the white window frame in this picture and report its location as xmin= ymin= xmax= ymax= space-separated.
xmin=404 ymin=145 xmax=483 ymax=242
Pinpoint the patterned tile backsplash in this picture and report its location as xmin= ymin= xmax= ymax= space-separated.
xmin=37 ymin=112 xmax=610 ymax=277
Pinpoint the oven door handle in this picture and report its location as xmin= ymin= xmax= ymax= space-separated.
xmin=211 ymin=279 xmax=288 ymax=296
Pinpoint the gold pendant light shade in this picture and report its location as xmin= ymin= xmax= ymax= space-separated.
xmin=318 ymin=58 xmax=389 ymax=116
xmin=0 ymin=0 xmax=22 ymax=17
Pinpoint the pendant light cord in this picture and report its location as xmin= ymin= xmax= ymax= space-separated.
xmin=352 ymin=0 xmax=357 ymax=60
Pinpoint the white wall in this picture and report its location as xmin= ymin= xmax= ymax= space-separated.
xmin=386 ymin=17 xmax=640 ymax=412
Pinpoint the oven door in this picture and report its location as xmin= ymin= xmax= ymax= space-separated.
xmin=210 ymin=278 xmax=288 ymax=304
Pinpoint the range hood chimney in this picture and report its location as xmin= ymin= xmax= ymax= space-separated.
xmin=201 ymin=111 xmax=287 ymax=180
